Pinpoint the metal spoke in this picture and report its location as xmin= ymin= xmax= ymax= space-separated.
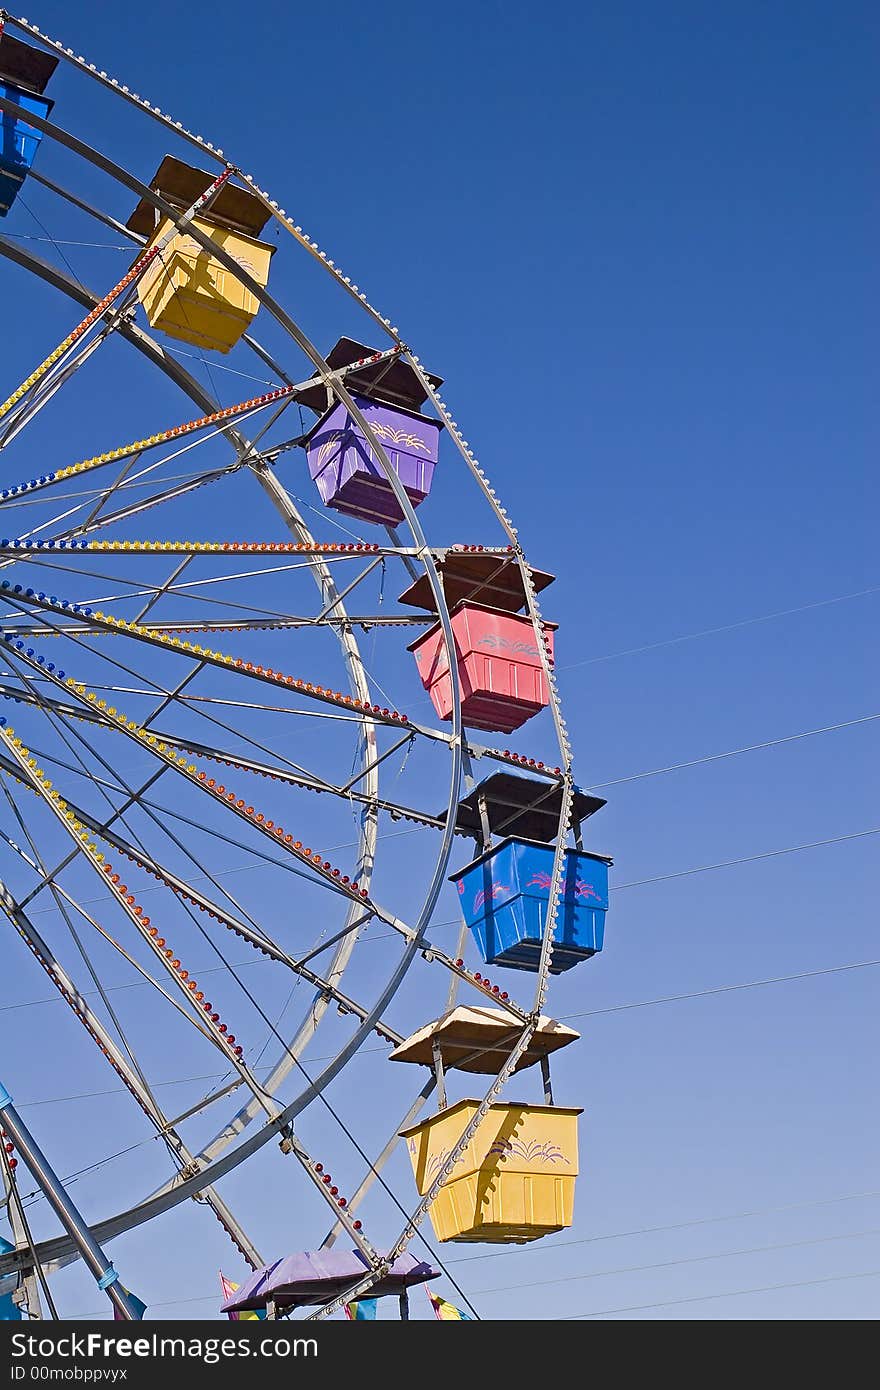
xmin=0 ymin=753 xmax=396 ymax=1039
xmin=0 ymin=34 xmax=576 ymax=1317
xmin=81 ymin=453 xmax=143 ymax=531
xmin=1 ymin=836 xmax=219 ymax=1042
xmin=0 ymin=870 xmax=264 ymax=1269
xmin=0 ymin=325 xmax=115 ymax=451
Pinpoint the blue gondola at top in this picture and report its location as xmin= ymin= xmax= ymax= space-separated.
xmin=0 ymin=34 xmax=58 ymax=217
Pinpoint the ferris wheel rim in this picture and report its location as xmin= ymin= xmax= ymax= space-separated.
xmin=0 ymin=17 xmax=577 ymax=1309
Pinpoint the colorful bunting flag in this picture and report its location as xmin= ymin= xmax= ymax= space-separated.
xmin=113 ymin=1287 xmax=147 ymax=1321
xmin=428 ymin=1289 xmax=472 ymax=1321
xmin=219 ymin=1272 xmax=266 ymax=1321
xmin=344 ymin=1298 xmax=378 ymax=1321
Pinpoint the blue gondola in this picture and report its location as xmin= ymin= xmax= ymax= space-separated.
xmin=451 ymin=836 xmax=612 ymax=974
xmin=0 ymin=35 xmax=57 ymax=217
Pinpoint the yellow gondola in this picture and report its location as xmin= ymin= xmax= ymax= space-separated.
xmin=126 ymin=157 xmax=275 ymax=354
xmin=394 ymin=1007 xmax=582 ymax=1243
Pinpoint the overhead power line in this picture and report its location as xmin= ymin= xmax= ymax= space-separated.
xmin=11 ymin=957 xmax=880 ymax=1105
xmin=10 ymin=710 xmax=872 ymax=930
xmin=16 ymin=816 xmax=880 ymax=934
xmin=63 ymin=1233 xmax=880 ymax=1321
xmin=66 ymin=1293 xmax=227 ymax=1320
xmin=448 ymin=1188 xmax=880 ymax=1265
xmin=562 ymin=585 xmax=880 ymax=670
xmin=563 ymin=1268 xmax=880 ymax=1319
xmin=474 ymin=1227 xmax=880 ymax=1295
xmin=613 ymin=828 xmax=880 ymax=892
xmin=0 ymin=233 xmax=131 ymax=249
xmin=567 ymin=958 xmax=880 ymax=1020
xmin=588 ymin=713 xmax=880 ymax=790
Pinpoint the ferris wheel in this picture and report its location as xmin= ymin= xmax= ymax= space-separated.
xmin=0 ymin=13 xmax=613 ymax=1322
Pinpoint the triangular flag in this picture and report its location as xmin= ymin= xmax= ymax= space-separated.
xmin=344 ymin=1298 xmax=378 ymax=1320
xmin=220 ymin=1272 xmax=266 ymax=1321
xmin=428 ymin=1289 xmax=472 ymax=1321
xmin=113 ymin=1287 xmax=147 ymax=1320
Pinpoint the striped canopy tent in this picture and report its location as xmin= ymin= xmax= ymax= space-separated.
xmin=220 ymin=1250 xmax=440 ymax=1314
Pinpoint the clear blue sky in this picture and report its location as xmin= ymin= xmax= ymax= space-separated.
xmin=1 ymin=0 xmax=877 ymax=1321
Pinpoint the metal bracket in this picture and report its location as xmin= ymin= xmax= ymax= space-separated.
xmin=432 ymin=1039 xmax=447 ymax=1111
xmin=540 ymin=1054 xmax=554 ymax=1106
